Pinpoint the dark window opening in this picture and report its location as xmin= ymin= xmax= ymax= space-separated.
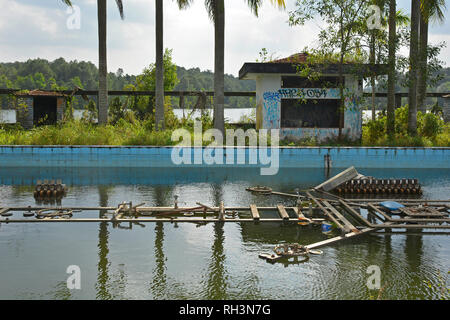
xmin=281 ymin=76 xmax=342 ymax=88
xmin=33 ymin=97 xmax=57 ymax=126
xmin=281 ymin=99 xmax=340 ymax=128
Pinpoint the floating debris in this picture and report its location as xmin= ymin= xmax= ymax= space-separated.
xmin=335 ymin=178 xmax=422 ymax=195
xmin=34 ymin=179 xmax=67 ymax=201
xmin=314 ymin=167 xmax=422 ymax=196
xmin=246 ymin=186 xmax=272 ymax=195
xmin=259 ymin=243 xmax=323 ymax=262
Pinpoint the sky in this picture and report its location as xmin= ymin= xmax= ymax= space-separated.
xmin=0 ymin=0 xmax=449 ymax=77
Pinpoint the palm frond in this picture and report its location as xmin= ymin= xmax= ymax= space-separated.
xmin=176 ymin=0 xmax=194 ymax=10
xmin=395 ymin=9 xmax=410 ymax=26
xmin=115 ymin=0 xmax=124 ymax=20
xmin=246 ymin=0 xmax=263 ymax=17
xmin=61 ymin=0 xmax=72 ymax=6
xmin=269 ymin=0 xmax=285 ymax=9
xmin=204 ymin=0 xmax=216 ymax=22
xmin=421 ymin=0 xmax=446 ymax=23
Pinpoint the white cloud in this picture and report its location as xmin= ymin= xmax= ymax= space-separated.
xmin=0 ymin=0 xmax=449 ymax=77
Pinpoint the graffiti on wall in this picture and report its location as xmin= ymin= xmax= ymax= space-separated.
xmin=262 ymin=92 xmax=281 ymax=129
xmin=276 ymin=88 xmax=341 ymax=99
xmin=261 ymin=87 xmax=362 ymax=140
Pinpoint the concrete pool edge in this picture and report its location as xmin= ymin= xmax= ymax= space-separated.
xmin=0 ymin=145 xmax=448 ymax=169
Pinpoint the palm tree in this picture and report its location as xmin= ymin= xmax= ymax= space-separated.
xmin=155 ymin=0 xmax=164 ymax=130
xmin=154 ymin=1 xmax=192 ymax=131
xmin=62 ymin=1 xmax=123 ymax=124
xmin=98 ymin=0 xmax=124 ymax=125
xmin=201 ymin=0 xmax=285 ymax=133
xmin=387 ymin=0 xmax=396 ymax=138
xmin=416 ymin=0 xmax=446 ymax=113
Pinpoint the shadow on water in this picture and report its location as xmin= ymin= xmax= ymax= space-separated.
xmin=149 ymin=186 xmax=169 ymax=299
xmin=205 ymin=184 xmax=228 ymax=299
xmin=96 ymin=185 xmax=112 ymax=300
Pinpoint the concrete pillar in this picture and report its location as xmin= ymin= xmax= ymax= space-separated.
xmin=443 ymin=95 xmax=450 ymax=123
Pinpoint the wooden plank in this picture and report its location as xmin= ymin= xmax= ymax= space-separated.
xmin=250 ymin=204 xmax=260 ymax=220
xmin=276 ymin=204 xmax=290 ymax=220
xmin=305 ymin=227 xmax=375 ymax=250
xmin=322 ymin=200 xmax=358 ymax=233
xmin=219 ymin=201 xmax=225 ymax=221
xmin=0 ymin=208 xmax=10 ymax=216
xmin=368 ymin=204 xmax=450 ymax=223
xmin=338 ymin=199 xmax=373 ymax=227
xmin=306 ymin=192 xmax=345 ymax=231
xmin=196 ymin=202 xmax=218 ymax=212
xmin=293 ymin=207 xmax=312 ymax=225
xmin=314 ymin=166 xmax=359 ymax=191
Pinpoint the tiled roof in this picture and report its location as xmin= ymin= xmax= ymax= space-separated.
xmin=15 ymin=90 xmax=66 ymax=97
xmin=270 ymin=53 xmax=308 ymax=63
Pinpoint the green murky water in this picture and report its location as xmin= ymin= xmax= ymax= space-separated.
xmin=0 ymin=167 xmax=449 ymax=299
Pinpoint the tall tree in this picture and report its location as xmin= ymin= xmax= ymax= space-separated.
xmin=289 ymin=0 xmax=368 ymax=139
xmin=97 ymin=0 xmax=124 ymax=125
xmin=407 ymin=0 xmax=420 ymax=135
xmin=362 ymin=1 xmax=408 ymax=122
xmin=387 ymin=0 xmax=396 ymax=138
xmin=155 ymin=0 xmax=164 ymax=130
xmin=202 ymin=0 xmax=285 ymax=133
xmin=154 ymin=0 xmax=193 ymax=130
xmin=416 ymin=0 xmax=446 ymax=113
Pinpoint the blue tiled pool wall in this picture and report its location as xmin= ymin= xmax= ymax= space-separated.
xmin=0 ymin=146 xmax=448 ymax=168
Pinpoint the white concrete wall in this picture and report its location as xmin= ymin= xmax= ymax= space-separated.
xmin=256 ymin=73 xmax=363 ymax=142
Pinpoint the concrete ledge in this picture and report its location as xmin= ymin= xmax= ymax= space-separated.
xmin=0 ymin=146 xmax=448 ymax=168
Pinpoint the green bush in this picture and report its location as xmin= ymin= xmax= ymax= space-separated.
xmin=362 ymin=105 xmax=449 ymax=147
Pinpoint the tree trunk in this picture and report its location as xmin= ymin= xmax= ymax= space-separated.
xmin=370 ymin=31 xmax=376 ymax=122
xmin=386 ymin=0 xmax=396 ymax=138
xmin=416 ymin=10 xmax=428 ymax=114
xmin=97 ymin=0 xmax=108 ymax=124
xmin=213 ymin=0 xmax=225 ymax=134
xmin=155 ymin=0 xmax=165 ymax=130
xmin=407 ymin=0 xmax=420 ymax=135
xmin=338 ymin=53 xmax=344 ymax=139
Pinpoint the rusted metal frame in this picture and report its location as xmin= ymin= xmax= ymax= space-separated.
xmin=338 ymin=199 xmax=375 ymax=227
xmin=306 ymin=192 xmax=345 ymax=231
xmin=368 ymin=204 xmax=450 ymax=223
xmin=0 ymin=218 xmax=307 ymax=223
xmin=322 ymin=200 xmax=359 ymax=233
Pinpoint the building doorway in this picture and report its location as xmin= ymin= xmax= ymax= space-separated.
xmin=33 ymin=96 xmax=57 ymax=126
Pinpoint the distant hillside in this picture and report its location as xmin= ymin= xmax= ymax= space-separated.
xmin=0 ymin=58 xmax=255 ymax=109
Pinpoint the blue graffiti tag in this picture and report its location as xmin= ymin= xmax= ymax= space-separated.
xmin=263 ymin=91 xmax=281 ymax=102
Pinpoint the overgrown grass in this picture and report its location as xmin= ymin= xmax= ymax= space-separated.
xmin=0 ymin=105 xmax=448 ymax=147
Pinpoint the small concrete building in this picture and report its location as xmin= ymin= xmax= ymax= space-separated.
xmin=239 ymin=53 xmax=387 ymax=142
xmin=14 ymin=90 xmax=67 ymax=129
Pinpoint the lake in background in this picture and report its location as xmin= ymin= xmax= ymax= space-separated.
xmin=0 ymin=109 xmax=378 ymax=124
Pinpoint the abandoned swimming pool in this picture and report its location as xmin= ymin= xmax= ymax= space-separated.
xmin=0 ymin=163 xmax=449 ymax=300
